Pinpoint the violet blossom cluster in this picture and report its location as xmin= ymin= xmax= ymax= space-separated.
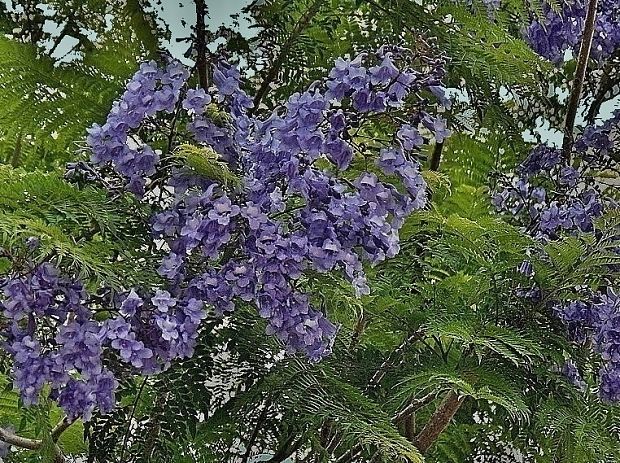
xmin=493 ymin=109 xmax=620 ymax=237
xmin=2 ymin=46 xmax=450 ymax=420
xmin=86 ymin=59 xmax=189 ymax=196
xmin=496 ymin=110 xmax=620 ymax=398
xmin=0 ymin=259 xmax=207 ymax=421
xmin=155 ymin=46 xmax=449 ymax=360
xmin=524 ymin=0 xmax=620 ymax=64
xmin=554 ymin=290 xmax=620 ymax=401
xmin=561 ymin=360 xmax=587 ymax=391
xmin=491 ymin=143 xmax=604 ymax=239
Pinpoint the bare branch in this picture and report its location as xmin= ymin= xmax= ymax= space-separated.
xmin=366 ymin=329 xmax=425 ymax=391
xmin=250 ymin=0 xmax=325 ymax=114
xmin=585 ymin=50 xmax=620 ymax=124
xmin=194 ymin=0 xmax=209 ymax=90
xmin=392 ymin=392 xmax=436 ymax=423
xmin=562 ymin=0 xmax=599 ymax=158
xmin=51 ymin=416 xmax=74 ymax=442
xmin=0 ymin=427 xmax=41 ymax=450
xmin=413 ymin=390 xmax=465 ymax=454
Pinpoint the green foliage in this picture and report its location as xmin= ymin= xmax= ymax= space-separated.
xmin=0 ymin=165 xmax=158 ymax=288
xmin=174 ymin=144 xmax=242 ymax=187
xmin=0 ymin=1 xmax=619 ymax=462
xmin=0 ymin=37 xmax=123 ymax=169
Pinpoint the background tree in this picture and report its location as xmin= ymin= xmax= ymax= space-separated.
xmin=0 ymin=0 xmax=619 ymax=462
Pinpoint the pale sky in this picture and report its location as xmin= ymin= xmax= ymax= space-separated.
xmin=2 ymin=0 xmax=616 ymax=144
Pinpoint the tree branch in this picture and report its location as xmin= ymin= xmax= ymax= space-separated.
xmin=334 ymin=391 xmax=436 ymax=463
xmin=585 ymin=50 xmax=620 ymax=124
xmin=366 ymin=329 xmax=425 ymax=391
xmin=268 ymin=434 xmax=303 ymax=462
xmin=51 ymin=416 xmax=74 ymax=442
xmin=0 ymin=427 xmax=41 ymax=450
xmin=194 ymin=0 xmax=209 ymax=90
xmin=413 ymin=390 xmax=465 ymax=454
xmin=392 ymin=392 xmax=436 ymax=423
xmin=562 ymin=0 xmax=599 ymax=158
xmin=0 ymin=413 xmax=73 ymax=452
xmin=240 ymin=403 xmax=269 ymax=463
xmin=119 ymin=377 xmax=147 ymax=463
xmin=250 ymin=0 xmax=325 ymax=114
xmin=429 ymin=141 xmax=444 ymax=171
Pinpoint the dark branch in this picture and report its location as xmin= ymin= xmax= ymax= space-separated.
xmin=366 ymin=329 xmax=424 ymax=391
xmin=562 ymin=0 xmax=599 ymax=158
xmin=268 ymin=435 xmax=303 ymax=462
xmin=392 ymin=392 xmax=436 ymax=423
xmin=585 ymin=51 xmax=620 ymax=124
xmin=194 ymin=0 xmax=209 ymax=90
xmin=413 ymin=390 xmax=465 ymax=454
xmin=119 ymin=377 xmax=148 ymax=463
xmin=250 ymin=0 xmax=325 ymax=114
xmin=241 ymin=401 xmax=270 ymax=463
xmin=429 ymin=141 xmax=444 ymax=171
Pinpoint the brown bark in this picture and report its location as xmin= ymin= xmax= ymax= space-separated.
xmin=562 ymin=0 xmax=599 ymax=158
xmin=250 ymin=0 xmax=324 ymax=114
xmin=413 ymin=390 xmax=465 ymax=454
xmin=194 ymin=0 xmax=209 ymax=91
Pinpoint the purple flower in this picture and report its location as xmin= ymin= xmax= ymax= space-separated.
xmin=182 ymin=88 xmax=211 ymax=114
xmin=111 ymin=333 xmax=153 ymax=368
xmin=422 ymin=115 xmax=451 ymax=143
xmin=151 ymin=290 xmax=177 ymax=313
xmin=120 ymin=290 xmax=143 ymax=316
xmin=369 ymin=54 xmax=399 ymax=85
xmin=428 ymin=86 xmax=452 ymax=109
xmin=397 ymin=124 xmax=423 ymax=150
xmin=241 ymin=202 xmax=269 ymax=230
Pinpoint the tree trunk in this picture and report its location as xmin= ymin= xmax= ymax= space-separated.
xmin=413 ymin=390 xmax=464 ymax=454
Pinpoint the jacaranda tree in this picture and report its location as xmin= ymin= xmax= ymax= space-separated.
xmin=0 ymin=0 xmax=619 ymax=462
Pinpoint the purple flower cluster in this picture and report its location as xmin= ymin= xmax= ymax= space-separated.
xmin=556 ymin=290 xmax=620 ymax=401
xmin=156 ymin=46 xmax=448 ymax=359
xmin=497 ymin=108 xmax=620 ymax=402
xmin=8 ymin=46 xmax=448 ymax=420
xmin=593 ymin=289 xmax=620 ymax=401
xmin=574 ymin=109 xmax=620 ymax=158
xmin=86 ymin=59 xmax=189 ymax=196
xmin=492 ymin=108 xmax=620 ymax=238
xmin=525 ymin=0 xmax=620 ymax=64
xmin=561 ymin=360 xmax=587 ymax=391
xmin=186 ymin=62 xmax=252 ymax=164
xmin=492 ymin=143 xmax=604 ymax=237
xmin=0 ymin=261 xmax=206 ymax=420
xmin=555 ymin=300 xmax=594 ymax=344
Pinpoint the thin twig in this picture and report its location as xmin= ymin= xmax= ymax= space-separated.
xmin=366 ymin=328 xmax=425 ymax=391
xmin=392 ymin=392 xmax=436 ymax=423
xmin=561 ymin=0 xmax=599 ymax=158
xmin=194 ymin=0 xmax=209 ymax=90
xmin=250 ymin=0 xmax=325 ymax=114
xmin=119 ymin=377 xmax=148 ymax=463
